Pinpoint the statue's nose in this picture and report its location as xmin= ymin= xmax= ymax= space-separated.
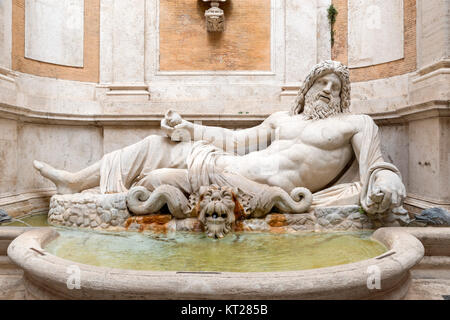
xmin=323 ymin=82 xmax=332 ymax=94
xmin=211 ymin=192 xmax=220 ymax=201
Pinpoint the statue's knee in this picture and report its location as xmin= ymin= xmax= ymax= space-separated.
xmin=137 ymin=173 xmax=162 ymax=190
xmin=144 ymin=134 xmax=167 ymax=146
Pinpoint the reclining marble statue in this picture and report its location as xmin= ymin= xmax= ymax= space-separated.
xmin=34 ymin=60 xmax=409 ymax=237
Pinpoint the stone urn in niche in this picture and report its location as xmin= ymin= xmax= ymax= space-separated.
xmin=203 ymin=0 xmax=227 ymax=32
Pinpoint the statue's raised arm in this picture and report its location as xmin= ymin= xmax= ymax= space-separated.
xmin=160 ymin=109 xmax=275 ymax=154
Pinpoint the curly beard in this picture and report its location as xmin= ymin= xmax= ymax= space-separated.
xmin=302 ymin=91 xmax=341 ymax=120
xmin=200 ymin=201 xmax=234 ymax=239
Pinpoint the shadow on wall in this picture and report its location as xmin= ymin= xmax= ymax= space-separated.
xmin=196 ymin=0 xmax=234 ymax=43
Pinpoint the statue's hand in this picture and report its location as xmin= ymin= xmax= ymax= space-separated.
xmin=161 ymin=110 xmax=193 ymax=142
xmin=368 ymin=170 xmax=406 ymax=213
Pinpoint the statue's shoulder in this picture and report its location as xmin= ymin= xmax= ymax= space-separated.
xmin=263 ymin=111 xmax=289 ymax=126
xmin=339 ymin=113 xmax=378 ymax=132
xmin=340 ymin=113 xmax=374 ymax=123
xmin=266 ymin=111 xmax=289 ymax=121
xmin=268 ymin=110 xmax=289 ymax=118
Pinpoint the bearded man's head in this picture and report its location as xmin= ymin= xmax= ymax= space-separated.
xmin=290 ymin=60 xmax=351 ymax=120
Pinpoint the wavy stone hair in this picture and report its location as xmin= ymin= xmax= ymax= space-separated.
xmin=290 ymin=60 xmax=351 ymax=116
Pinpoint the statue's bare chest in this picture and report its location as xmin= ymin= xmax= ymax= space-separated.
xmin=273 ymin=116 xmax=357 ymax=150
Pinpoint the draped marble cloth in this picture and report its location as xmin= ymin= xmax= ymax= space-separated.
xmin=99 ymin=116 xmax=402 ymax=214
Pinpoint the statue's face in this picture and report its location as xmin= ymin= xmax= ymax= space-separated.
xmin=303 ymin=72 xmax=342 ymax=120
xmin=198 ymin=185 xmax=237 ymax=239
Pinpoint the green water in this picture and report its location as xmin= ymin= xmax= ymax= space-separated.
xmin=45 ymin=229 xmax=387 ymax=272
xmin=1 ymin=213 xmax=49 ymax=227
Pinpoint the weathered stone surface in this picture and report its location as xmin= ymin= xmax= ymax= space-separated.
xmin=414 ymin=207 xmax=450 ymax=226
xmin=48 ymin=192 xmax=130 ymax=230
xmin=315 ymin=206 xmax=374 ymax=230
xmin=47 ymin=188 xmax=387 ymax=234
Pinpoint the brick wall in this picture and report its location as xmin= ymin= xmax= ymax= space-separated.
xmin=159 ymin=0 xmax=271 ymax=71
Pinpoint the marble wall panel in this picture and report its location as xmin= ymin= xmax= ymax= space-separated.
xmin=15 ymin=123 xmax=103 ymax=193
xmin=25 ymin=0 xmax=84 ymax=67
xmin=0 ymin=0 xmax=12 ymax=68
xmin=0 ymin=119 xmax=18 ymax=194
xmin=348 ymin=0 xmax=404 ymax=68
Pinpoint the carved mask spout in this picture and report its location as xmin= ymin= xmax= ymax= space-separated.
xmin=198 ymin=185 xmax=237 ymax=239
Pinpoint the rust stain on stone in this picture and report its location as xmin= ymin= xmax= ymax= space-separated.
xmin=233 ymin=220 xmax=244 ymax=232
xmin=137 ymin=214 xmax=172 ymax=225
xmin=125 ymin=214 xmax=172 ymax=233
xmin=267 ymin=214 xmax=287 ymax=227
xmin=269 ymin=226 xmax=287 ymax=234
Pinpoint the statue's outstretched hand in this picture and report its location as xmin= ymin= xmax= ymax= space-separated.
xmin=368 ymin=170 xmax=406 ymax=213
xmin=161 ymin=110 xmax=193 ymax=142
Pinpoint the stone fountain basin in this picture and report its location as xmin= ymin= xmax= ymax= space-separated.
xmin=7 ymin=228 xmax=424 ymax=300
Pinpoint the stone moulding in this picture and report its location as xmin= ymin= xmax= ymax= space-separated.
xmin=6 ymin=227 xmax=424 ymax=299
xmin=1 ymin=100 xmax=448 ymax=128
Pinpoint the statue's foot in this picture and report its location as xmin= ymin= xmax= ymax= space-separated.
xmin=33 ymin=160 xmax=80 ymax=194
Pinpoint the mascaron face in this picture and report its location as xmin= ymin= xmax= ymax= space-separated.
xmin=198 ymin=186 xmax=236 ymax=239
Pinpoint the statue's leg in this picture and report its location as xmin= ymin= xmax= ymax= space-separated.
xmin=100 ymin=136 xmax=191 ymax=193
xmin=34 ymin=135 xmax=192 ymax=194
xmin=133 ymin=168 xmax=192 ymax=194
xmin=33 ymin=160 xmax=100 ymax=194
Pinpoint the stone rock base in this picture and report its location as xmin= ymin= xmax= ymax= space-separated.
xmin=49 ymin=193 xmax=130 ymax=229
xmin=49 ymin=193 xmax=376 ymax=233
xmin=238 ymin=205 xmax=374 ymax=233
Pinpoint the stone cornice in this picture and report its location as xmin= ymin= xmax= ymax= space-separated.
xmin=0 ymin=103 xmax=267 ymax=128
xmin=0 ymin=189 xmax=55 ymax=206
xmin=371 ymin=100 xmax=450 ymax=125
xmin=415 ymin=59 xmax=450 ymax=77
xmin=405 ymin=193 xmax=450 ymax=209
xmin=0 ymin=100 xmax=448 ymax=127
xmin=0 ymin=66 xmax=16 ymax=83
